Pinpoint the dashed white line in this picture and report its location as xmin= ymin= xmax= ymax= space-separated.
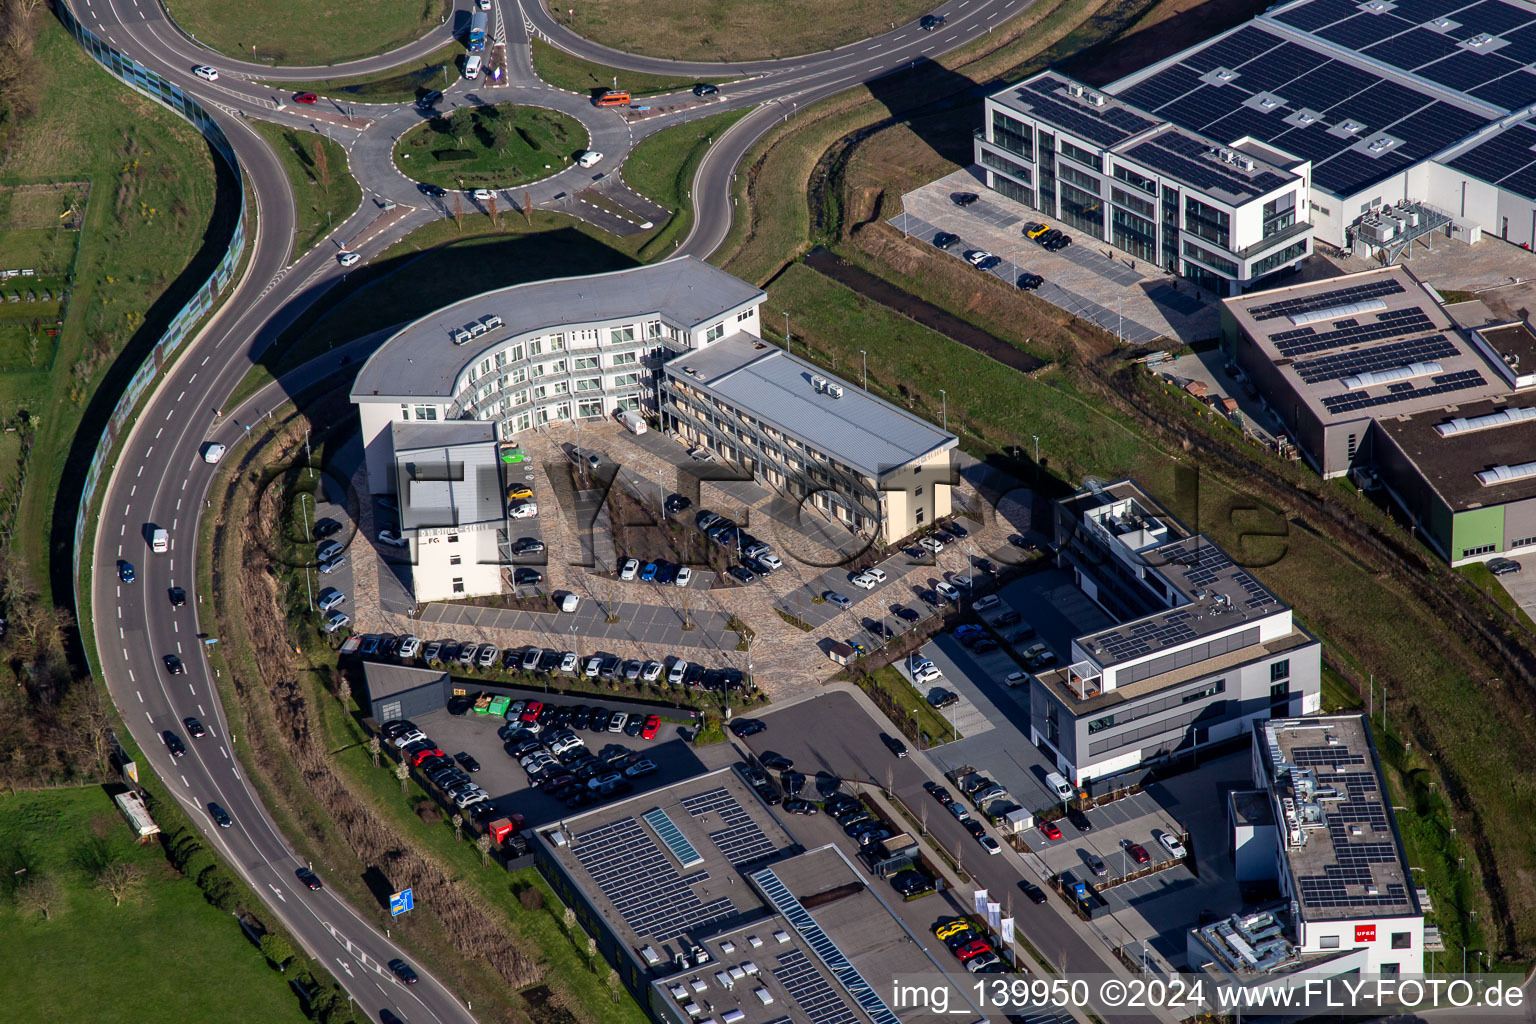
xmin=136 ymin=691 xmax=143 ymax=702
xmin=181 ymin=775 xmax=190 ymax=788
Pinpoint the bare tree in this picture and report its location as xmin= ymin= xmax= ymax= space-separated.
xmin=395 ymin=760 xmax=409 ymax=794
xmin=452 ymin=813 xmax=464 ymax=842
xmin=523 ymin=189 xmax=532 ymax=224
xmin=369 ymin=735 xmax=381 ymax=768
xmin=17 ymin=873 xmax=62 ymax=920
xmin=563 ymin=906 xmax=576 ymax=935
xmin=476 ymin=832 xmax=492 ymax=866
xmin=311 ymin=138 xmax=331 ymax=190
xmin=607 ymin=967 xmax=621 ymax=1002
xmin=452 ymin=191 xmax=464 ymax=232
xmin=586 ymin=935 xmax=597 ymax=971
xmin=919 ymin=801 xmax=928 ymax=837
xmin=487 ymin=192 xmax=500 ymax=230
xmin=96 ymin=861 xmax=145 ymax=907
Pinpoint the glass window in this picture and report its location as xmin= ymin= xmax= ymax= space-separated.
xmin=1251 ymin=240 xmax=1308 ymax=277
xmin=736 ymin=309 xmax=753 ymax=322
xmin=1111 ymin=205 xmax=1157 ymax=263
xmin=1058 ymin=163 xmax=1100 ymax=192
xmin=1270 ymin=660 xmax=1290 ymax=681
xmin=548 ymin=333 xmax=565 ymax=350
xmin=574 ymin=356 xmax=599 ymax=370
xmin=1319 ymin=935 xmax=1340 ymax=949
xmin=528 ymin=339 xmax=543 ymax=356
xmin=1391 ymin=932 xmax=1412 ymax=949
xmin=612 ymin=351 xmax=638 ymax=365
xmin=1183 ymin=239 xmax=1237 ymax=276
xmin=1270 ymin=680 xmax=1289 ymax=704
xmin=575 ymin=377 xmax=602 ymax=392
xmin=452 ymin=578 xmax=464 ymax=594
xmin=981 ymin=148 xmax=1032 ymax=183
xmin=705 ymin=322 xmax=726 ymax=342
xmin=609 ymin=325 xmax=635 ymax=344
xmin=1184 ymin=196 xmax=1231 ymax=248
xmin=1262 ymin=191 xmax=1297 ymax=238
xmin=412 ymin=404 xmax=438 ymax=421
xmin=613 ymin=372 xmax=640 ymax=387
xmin=447 ymin=534 xmax=459 ymax=544
xmin=1059 ymin=138 xmax=1100 ymax=171
xmin=1112 ymin=163 xmax=1156 ymax=194
xmin=449 ymin=553 xmax=461 ymax=565
xmin=1059 ymin=181 xmax=1104 ymax=237
xmin=991 ymin=110 xmax=1033 ymax=159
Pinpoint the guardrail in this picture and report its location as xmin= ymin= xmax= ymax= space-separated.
xmin=60 ymin=0 xmax=249 ymax=670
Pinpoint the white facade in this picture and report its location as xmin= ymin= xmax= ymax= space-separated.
xmin=410 ymin=522 xmax=502 ymax=603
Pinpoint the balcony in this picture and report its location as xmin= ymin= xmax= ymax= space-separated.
xmin=1233 ymin=218 xmax=1313 ymax=261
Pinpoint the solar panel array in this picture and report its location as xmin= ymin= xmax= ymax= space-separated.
xmin=1107 ymin=13 xmax=1502 ymax=195
xmin=1273 ymin=309 xmax=1435 ymax=358
xmin=770 ymin=949 xmax=861 ymax=1024
xmin=643 ymin=807 xmax=704 ymax=869
xmin=1018 ymin=76 xmax=1160 ymax=148
xmin=1093 ymin=610 xmax=1198 ymax=661
xmin=572 ymin=817 xmax=738 ymax=942
xmin=1162 ymin=540 xmax=1278 ymax=610
xmin=752 ymin=868 xmax=901 ymax=1024
xmin=1248 ymin=278 xmax=1405 ymax=321
xmin=680 ymin=786 xmax=781 ymax=866
xmin=1124 ymin=131 xmax=1290 ymax=200
xmin=1320 ymin=368 xmax=1486 ymax=413
xmin=1293 ymin=334 xmax=1459 ymax=383
xmin=1445 ymin=123 xmax=1536 ymax=200
xmin=1287 ymin=743 xmax=1414 ymax=913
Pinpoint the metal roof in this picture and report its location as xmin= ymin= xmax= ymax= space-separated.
xmin=665 ymin=335 xmax=957 ymax=479
xmin=391 ymin=421 xmax=503 ymax=530
xmin=352 ymin=257 xmax=765 ymax=400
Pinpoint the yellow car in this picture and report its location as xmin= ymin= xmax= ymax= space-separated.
xmin=1025 ymin=222 xmax=1051 ymax=239
xmin=506 ymin=485 xmax=534 ymax=501
xmin=934 ymin=919 xmax=972 ymax=941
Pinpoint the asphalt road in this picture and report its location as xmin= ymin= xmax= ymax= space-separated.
xmin=72 ymin=0 xmax=1054 ymax=1019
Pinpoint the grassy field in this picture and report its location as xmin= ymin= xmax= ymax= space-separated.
xmin=624 ymin=109 xmax=748 ymax=258
xmin=269 ymin=41 xmax=465 ymax=105
xmin=550 ymin=0 xmax=936 ymax=60
xmin=394 ymin=104 xmax=586 ymax=189
xmin=530 ymin=38 xmax=723 ymax=98
xmin=1459 ymin=562 xmax=1536 ymax=631
xmin=0 ymin=20 xmax=218 ymax=607
xmin=251 ymin=121 xmax=362 ymax=257
xmin=867 ymin=665 xmax=959 ymax=746
xmin=0 ymin=787 xmax=308 ymax=1024
xmin=164 ymin=0 xmax=449 ymax=66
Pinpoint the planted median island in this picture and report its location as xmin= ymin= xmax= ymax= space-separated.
xmin=393 ymin=104 xmax=587 ymax=191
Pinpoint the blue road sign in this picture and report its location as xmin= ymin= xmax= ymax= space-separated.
xmin=389 ymin=888 xmax=414 ymax=916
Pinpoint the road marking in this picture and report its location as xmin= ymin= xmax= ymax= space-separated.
xmin=136 ymin=691 xmax=143 ymax=702
xmin=201 ymin=355 xmax=209 ymax=365
xmin=189 ymin=683 xmax=196 ymax=694
xmin=336 ymin=958 xmax=353 ymax=978
xmin=270 ymin=884 xmax=287 ymax=903
xmin=174 ymin=621 xmax=179 ymax=633
xmin=145 ymin=711 xmax=153 ymax=722
xmin=130 ymin=485 xmax=135 ymax=497
xmin=176 ymin=498 xmax=182 ymax=511
xmin=177 ymin=642 xmax=183 ymax=653
xmin=181 ymin=775 xmax=189 ymax=788
xmin=173 ymin=518 xmax=178 ymax=530
xmin=119 ymin=627 xmax=124 ymax=639
xmin=156 ymin=427 xmax=163 ymax=438
xmin=127 ymin=669 xmax=134 ymax=683
xmin=221 ymin=748 xmax=228 ymax=758
xmin=137 ymin=464 xmax=143 ymax=477
xmin=198 ymin=704 xmax=205 ymax=715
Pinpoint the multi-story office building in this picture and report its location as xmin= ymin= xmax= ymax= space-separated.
xmin=351 ymin=257 xmax=765 ymax=494
xmin=977 ymin=73 xmax=1315 ymax=295
xmin=1034 ymin=480 xmax=1321 ymax=784
xmin=661 ymin=335 xmax=957 ymax=545
xmin=390 ymin=421 xmax=504 ymax=602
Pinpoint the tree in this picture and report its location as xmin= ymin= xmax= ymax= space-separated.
xmin=586 ymin=935 xmax=597 ymax=971
xmin=519 ymin=885 xmax=544 ymax=911
xmin=452 ymin=812 xmax=464 ymax=842
xmin=17 ymin=873 xmax=62 ymax=920
xmin=476 ymin=832 xmax=492 ymax=867
xmin=369 ymin=735 xmax=381 ymax=768
xmin=396 ymin=760 xmax=409 ymax=794
xmin=261 ymin=932 xmax=295 ymax=967
xmin=607 ymin=966 xmax=621 ymax=1002
xmin=522 ymin=190 xmax=532 ymax=224
xmin=486 ymin=192 xmax=500 ymax=230
xmin=311 ymin=138 xmax=331 ymax=190
xmin=96 ymin=861 xmax=145 ymax=907
xmin=452 ymin=191 xmax=464 ymax=232
xmin=563 ymin=906 xmax=576 ymax=935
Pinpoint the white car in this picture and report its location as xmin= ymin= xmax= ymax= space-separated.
xmin=620 ymin=558 xmax=639 ymax=581
xmin=559 ymin=651 xmax=579 ymax=674
xmin=463 ymin=54 xmax=481 ymax=79
xmin=758 ymin=552 xmax=783 ymax=570
xmin=914 ymin=664 xmax=942 ymax=684
xmin=378 ymin=530 xmax=408 ymax=548
xmin=850 ymin=572 xmax=876 ymax=590
xmin=201 ymin=442 xmax=226 ymax=464
xmin=953 ymin=574 xmax=973 ymax=590
xmin=1159 ymin=833 xmax=1188 ymax=859
xmin=865 ymin=566 xmax=888 ymax=584
xmin=966 ymin=249 xmax=996 ymax=266
xmin=509 ymin=501 xmax=537 ymax=519
xmin=934 ymin=580 xmax=960 ymax=603
xmin=398 ymin=636 xmax=422 ymax=659
xmin=193 ymin=65 xmax=219 ymax=81
xmin=608 ymin=712 xmax=628 ymax=733
xmin=918 ymin=536 xmax=944 ymax=554
xmin=337 ymin=251 xmax=360 ymax=267
xmin=674 ymin=566 xmax=693 ymax=588
xmin=668 ymin=660 xmax=689 ymax=686
xmin=475 ymin=0 xmax=490 ymax=7
xmin=577 ymin=150 xmax=604 ymax=168
xmin=392 ymin=729 xmax=426 ymax=748
xmin=1004 ymin=670 xmax=1028 ymax=687
xmin=322 ymin=611 xmax=351 ymax=634
xmin=641 ymin=660 xmax=664 ymax=682
xmin=473 ymin=188 xmax=495 ymax=201
xmin=973 ymin=594 xmax=1000 ymax=612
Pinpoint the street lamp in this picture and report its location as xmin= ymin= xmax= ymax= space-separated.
xmin=783 ymin=311 xmax=791 ymax=352
xmin=860 ymin=349 xmax=867 ymax=392
xmin=1032 ymin=434 xmax=1040 ymax=483
xmin=939 ymin=389 xmax=947 ymax=432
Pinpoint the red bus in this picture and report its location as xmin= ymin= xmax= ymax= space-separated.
xmin=594 ymin=90 xmax=630 ymax=107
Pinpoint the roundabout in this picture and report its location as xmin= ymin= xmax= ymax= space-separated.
xmin=392 ymin=102 xmax=588 ymax=191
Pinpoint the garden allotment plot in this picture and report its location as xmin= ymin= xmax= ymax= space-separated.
xmin=0 ymin=182 xmax=87 ymax=375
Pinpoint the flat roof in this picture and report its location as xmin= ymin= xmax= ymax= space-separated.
xmin=1224 ymin=266 xmax=1505 ymax=424
xmin=351 ymin=257 xmax=765 ymax=400
xmin=1230 ymin=789 xmax=1275 ymax=829
xmin=392 ymin=421 xmax=503 ymax=530
xmin=1476 ymin=320 xmax=1536 ymax=372
xmin=1375 ymin=392 xmax=1536 ymax=509
xmin=1258 ymin=715 xmax=1419 ymax=923
xmin=362 ymin=661 xmax=447 ymax=702
xmin=665 ymin=334 xmax=957 ymax=479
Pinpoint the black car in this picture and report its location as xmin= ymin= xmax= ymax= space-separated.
xmin=693 ymin=82 xmax=719 ymax=96
xmin=963 ymin=819 xmax=985 ymax=839
xmin=513 ymin=567 xmax=544 ymax=586
xmin=454 ymin=752 xmax=481 ymax=773
xmin=163 ymin=731 xmax=186 ymax=757
xmin=447 ymin=696 xmax=471 ymax=716
xmin=183 ymin=716 xmax=206 ymax=738
xmin=1045 ymin=232 xmax=1072 ymax=251
xmin=891 ymin=869 xmax=935 ymax=896
xmin=1037 ymin=228 xmax=1062 ymax=247
xmin=923 ymin=781 xmax=952 ymax=804
xmin=1017 ymin=272 xmax=1044 ymax=290
xmin=729 ymin=718 xmax=766 ymax=738
xmin=417 ymin=90 xmax=443 ymax=108
xmin=388 ymin=958 xmax=418 ymax=985
xmin=726 ymin=565 xmax=754 ymax=584
xmin=920 ymin=13 xmax=946 ymax=30
xmin=894 ymin=606 xmax=920 ymax=623
xmin=1019 ymin=880 xmax=1048 ymax=905
xmin=995 ymin=610 xmax=1022 ymax=627
xmin=1489 ymin=556 xmax=1523 ymax=576
xmin=380 ymin=719 xmax=416 ymax=740
xmin=168 ymin=586 xmax=186 ymax=607
xmin=880 ymin=733 xmax=909 ymax=758
xmin=933 ymin=231 xmax=960 ymax=250
xmin=512 ymin=537 xmax=545 ymax=555
xmin=296 ymin=867 xmax=323 ymax=890
xmin=951 ymin=191 xmax=980 ymax=207
xmin=1066 ymin=806 xmax=1094 ymax=832
xmin=664 ymin=493 xmax=690 ymax=514
xmin=164 ymin=654 xmax=185 ymax=675
xmin=971 ymin=638 xmax=999 ymax=654
xmin=782 ymin=798 xmax=818 ymax=815
xmin=208 ymin=803 xmax=232 ymax=828
xmin=926 ymin=687 xmax=959 ymax=709
xmin=312 ymin=518 xmax=343 ymax=539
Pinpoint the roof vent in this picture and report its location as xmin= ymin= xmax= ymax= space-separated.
xmin=1477 ymin=461 xmax=1536 ymax=486
xmin=1086 ymin=92 xmax=1105 ymax=106
xmin=811 ymin=375 xmax=828 ymax=392
xmin=1238 ymin=156 xmax=1257 ymax=171
xmin=1288 ymin=298 xmax=1388 ymax=326
xmin=1367 ymin=136 xmax=1396 ymax=153
xmin=1297 ymin=113 xmax=1316 ymax=125
xmin=826 ymin=383 xmax=844 ymax=399
xmin=1217 ymin=70 xmax=1235 ymax=82
xmin=1436 ymin=405 xmax=1536 ymax=437
xmin=1341 ymin=360 xmax=1442 ymax=391
xmin=1067 ymin=82 xmax=1084 ymax=97
xmin=1259 ymin=97 xmax=1278 ymax=109
xmin=1340 ymin=120 xmax=1364 ymax=133
xmin=1432 ymin=16 xmax=1452 ymax=27
xmin=1466 ymin=32 xmax=1494 ymax=47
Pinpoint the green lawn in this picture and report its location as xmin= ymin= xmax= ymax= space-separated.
xmin=163 ymin=0 xmax=449 ymax=66
xmin=550 ymin=0 xmax=936 ymax=61
xmin=394 ymin=104 xmax=586 ymax=189
xmin=624 ymin=109 xmax=748 ymax=259
xmin=251 ymin=121 xmax=363 ymax=257
xmin=268 ymin=41 xmax=465 ymax=105
xmin=867 ymin=665 xmax=959 ymax=746
xmin=0 ymin=787 xmax=308 ymax=1024
xmin=530 ymin=38 xmax=723 ymax=98
xmin=1459 ymin=561 xmax=1536 ymax=631
xmin=0 ymin=20 xmax=218 ymax=607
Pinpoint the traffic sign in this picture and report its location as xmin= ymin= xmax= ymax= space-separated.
xmin=389 ymin=888 xmax=414 ymax=916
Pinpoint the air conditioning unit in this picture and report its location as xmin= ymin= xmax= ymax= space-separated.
xmin=1238 ymin=157 xmax=1256 ymax=171
xmin=1087 ymin=92 xmax=1105 ymax=106
xmin=1067 ymin=83 xmax=1084 ymax=97
xmin=811 ymin=375 xmax=828 ymax=392
xmin=826 ymin=384 xmax=844 ymax=399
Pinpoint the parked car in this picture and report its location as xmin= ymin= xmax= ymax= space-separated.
xmin=1067 ymin=807 xmax=1094 ymax=833
xmin=880 ymin=733 xmax=908 ymax=757
xmin=824 ymin=591 xmax=851 ymax=609
xmin=513 ymin=537 xmax=545 ymax=555
xmin=728 ymin=718 xmax=765 ymax=737
xmin=951 ymin=191 xmax=980 ymax=207
xmin=1020 ymin=880 xmax=1047 ymax=904
xmin=675 ymin=566 xmax=693 ymax=588
xmin=1159 ymin=832 xmax=1188 ymax=858
xmin=933 ymin=231 xmax=960 ymax=250
xmin=1038 ymin=820 xmax=1062 ymax=841
xmin=620 ymin=558 xmax=639 ymax=580
xmin=1490 ymin=556 xmax=1522 ymax=576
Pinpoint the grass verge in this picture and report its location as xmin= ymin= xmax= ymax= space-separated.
xmin=624 ymin=108 xmax=748 ymax=259
xmin=267 ymin=41 xmax=465 ymax=104
xmin=164 ymin=0 xmax=449 ymax=66
xmin=250 ymin=121 xmax=362 ymax=256
xmin=531 ymin=38 xmax=723 ymax=97
xmin=862 ymin=665 xmax=958 ymax=746
xmin=394 ymin=104 xmax=586 ymax=189
xmin=1459 ymin=562 xmax=1536 ymax=632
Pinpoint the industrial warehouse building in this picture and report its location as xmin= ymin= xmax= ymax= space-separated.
xmin=1034 ymin=480 xmax=1322 ymax=785
xmin=1224 ymin=264 xmax=1536 ymax=563
xmin=975 ymin=0 xmax=1536 ymax=293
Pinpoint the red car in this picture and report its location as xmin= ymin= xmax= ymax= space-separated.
xmin=409 ymin=746 xmax=445 ymax=766
xmin=293 ymin=92 xmax=318 ymax=104
xmin=641 ymin=714 xmax=660 ymax=740
xmin=1039 ymin=820 xmax=1063 ymax=841
xmin=955 ymin=938 xmax=994 ymax=962
xmin=521 ymin=700 xmax=544 ymax=723
xmin=1123 ymin=840 xmax=1150 ymax=865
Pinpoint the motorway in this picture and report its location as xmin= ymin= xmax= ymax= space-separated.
xmin=74 ymin=0 xmax=1044 ymax=1019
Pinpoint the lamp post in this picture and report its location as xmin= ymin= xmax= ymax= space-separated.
xmin=939 ymin=389 xmax=947 ymax=432
xmin=299 ymin=492 xmax=314 ymax=610
xmin=783 ymin=311 xmax=790 ymax=352
xmin=1032 ymin=434 xmax=1040 ymax=483
xmin=859 ymin=349 xmax=867 ymax=392
xmin=304 ymin=426 xmax=313 ymax=480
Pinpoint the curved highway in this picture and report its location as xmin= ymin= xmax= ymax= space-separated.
xmin=77 ymin=0 xmax=1043 ymax=1019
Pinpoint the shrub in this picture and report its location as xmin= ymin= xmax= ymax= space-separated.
xmin=519 ymin=884 xmax=544 ymax=912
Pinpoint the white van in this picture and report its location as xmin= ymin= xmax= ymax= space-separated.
xmin=151 ymin=528 xmax=169 ymax=554
xmin=558 ymin=592 xmax=580 ymax=613
xmin=616 ymin=410 xmax=647 ymax=435
xmin=463 ymin=54 xmax=482 ymax=79
xmin=1044 ymin=772 xmax=1074 ymax=802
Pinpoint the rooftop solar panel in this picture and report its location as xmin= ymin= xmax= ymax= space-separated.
xmin=1469 ymin=68 xmax=1536 ymax=107
xmin=1383 ymin=0 xmax=1464 ymax=20
xmin=1292 ymin=334 xmax=1458 ymax=381
xmin=1249 ymin=278 xmax=1405 ymax=320
xmin=1419 ymin=50 xmax=1523 ymax=91
xmin=1494 ymin=161 xmax=1536 ymax=200
xmin=1448 ymin=0 xmax=1534 ymax=36
xmin=1360 ymin=26 xmax=1462 ymax=69
xmin=1445 ymin=123 xmax=1536 ymax=184
xmin=1313 ymin=148 xmax=1414 ymax=194
xmin=1319 ymin=368 xmax=1485 ymax=414
xmin=1182 ymin=24 xmax=1287 ymax=72
xmin=1272 ymin=0 xmax=1363 ymax=33
xmin=1316 ymin=12 xmax=1415 ymax=50
xmin=681 ymin=786 xmax=781 ymax=866
xmin=573 ymin=817 xmax=740 ymax=942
